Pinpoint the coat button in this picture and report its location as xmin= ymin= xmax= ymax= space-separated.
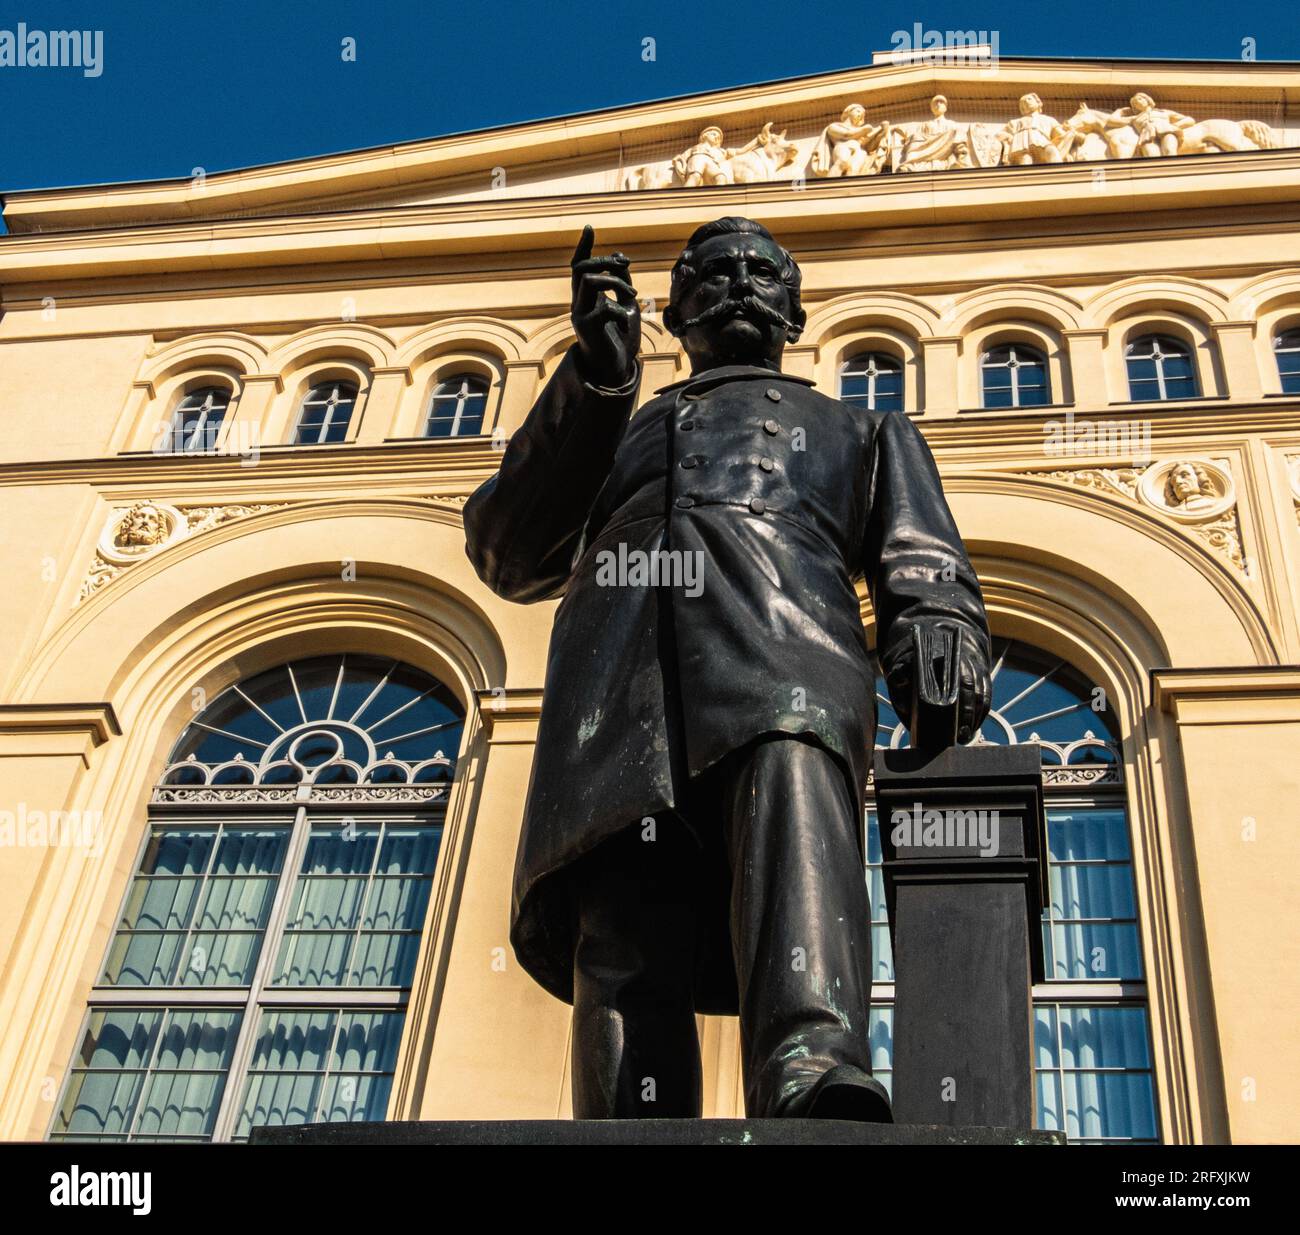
xmin=749 ymin=497 xmax=767 ymax=515
xmin=675 ymin=496 xmax=694 ymax=509
xmin=680 ymin=419 xmax=695 ymax=431
xmin=766 ymin=388 xmax=782 ymax=402
xmin=763 ymin=419 xmax=780 ymax=435
xmin=680 ymin=455 xmax=700 ymax=469
xmin=759 ymin=456 xmax=775 ymax=472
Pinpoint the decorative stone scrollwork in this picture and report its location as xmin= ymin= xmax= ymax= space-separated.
xmin=1033 ymin=458 xmax=1247 ymax=572
xmin=151 ymin=731 xmax=455 ymax=806
xmin=1287 ymin=455 xmax=1300 ymax=529
xmin=77 ymin=500 xmax=287 ymax=603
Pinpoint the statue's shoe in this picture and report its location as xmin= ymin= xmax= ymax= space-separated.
xmin=777 ymin=1064 xmax=895 ymax=1123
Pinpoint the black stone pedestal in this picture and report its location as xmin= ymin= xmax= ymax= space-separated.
xmin=874 ymin=743 xmax=1046 ymax=1130
xmin=250 ymin=1118 xmax=1063 ymax=1146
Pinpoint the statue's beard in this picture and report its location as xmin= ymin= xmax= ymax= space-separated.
xmin=675 ymin=295 xmax=796 ymax=336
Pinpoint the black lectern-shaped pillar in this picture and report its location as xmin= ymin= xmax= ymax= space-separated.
xmin=874 ymin=741 xmax=1047 ymax=1128
xmin=872 ymin=621 xmax=1047 ymax=1130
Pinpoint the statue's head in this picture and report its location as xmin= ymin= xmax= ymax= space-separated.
xmin=700 ymin=125 xmax=723 ymax=145
xmin=664 ymin=217 xmax=806 ymax=371
xmin=1019 ymin=93 xmax=1042 ymax=115
xmin=1131 ymin=92 xmax=1154 ymax=112
xmin=844 ymin=103 xmax=866 ymax=125
xmin=931 ymin=94 xmax=948 ymax=117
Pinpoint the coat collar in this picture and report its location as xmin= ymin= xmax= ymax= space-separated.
xmin=653 ymin=364 xmax=818 ymax=396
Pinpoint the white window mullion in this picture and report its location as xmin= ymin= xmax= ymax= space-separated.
xmin=209 ymin=803 xmax=313 ymax=1143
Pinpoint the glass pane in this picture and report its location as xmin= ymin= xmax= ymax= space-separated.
xmin=1050 ymin=862 xmax=1136 ymax=920
xmin=348 ymin=930 xmax=421 ymax=986
xmin=119 ymin=875 xmax=201 ymax=931
xmin=361 ymin=877 xmax=432 ymax=930
xmin=319 ymin=1073 xmax=391 ymax=1122
xmin=52 ymin=1069 xmax=145 ymax=1139
xmin=102 ymin=931 xmax=186 ymax=986
xmin=179 ymin=930 xmax=264 ymax=986
xmin=1048 ymin=809 xmax=1132 ymax=862
xmin=332 ymin=1010 xmax=405 ymax=1072
xmin=1062 ymin=1071 xmax=1158 ymax=1141
xmin=1057 ymin=1005 xmax=1151 ymax=1070
xmin=236 ymin=1072 xmax=322 ymax=1136
xmin=1036 ymin=1069 xmax=1065 ymax=1132
xmin=274 ymin=930 xmax=353 ymax=986
xmin=1047 ymin=921 xmax=1142 ymax=980
xmin=248 ymin=1009 xmax=337 ymax=1073
xmin=867 ymin=1006 xmax=893 ymax=1097
xmin=840 ymin=373 xmax=871 ymax=400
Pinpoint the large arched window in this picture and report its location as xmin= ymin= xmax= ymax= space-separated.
xmin=162 ymin=386 xmax=231 ymax=453
xmin=424 ymin=374 xmax=489 ymax=437
xmin=867 ymin=638 xmax=1158 ymax=1143
xmin=1125 ymin=334 xmax=1199 ymax=402
xmin=293 ymin=381 xmax=358 ymax=444
xmin=1274 ymin=328 xmax=1300 ymax=394
xmin=839 ymin=352 xmax=904 ymax=412
xmin=980 ymin=343 xmax=1050 ymax=408
xmin=49 ymin=655 xmax=464 ymax=1143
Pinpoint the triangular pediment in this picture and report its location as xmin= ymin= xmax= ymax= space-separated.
xmin=5 ymin=56 xmax=1300 ymax=234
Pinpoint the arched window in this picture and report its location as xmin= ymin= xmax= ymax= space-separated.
xmin=868 ymin=638 xmax=1158 ymax=1143
xmin=293 ymin=381 xmax=357 ymax=444
xmin=163 ymin=386 xmax=230 ymax=453
xmin=839 ymin=352 xmax=904 ymax=412
xmin=425 ymin=374 xmax=489 ymax=437
xmin=1274 ymin=328 xmax=1300 ymax=394
xmin=50 ymin=655 xmax=464 ymax=1144
xmin=1125 ymin=334 xmax=1198 ymax=402
xmin=980 ymin=343 xmax=1050 ymax=408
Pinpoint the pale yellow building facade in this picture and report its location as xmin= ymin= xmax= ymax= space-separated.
xmin=1 ymin=54 xmax=1298 ymax=1145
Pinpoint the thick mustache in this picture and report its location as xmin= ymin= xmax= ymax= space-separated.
xmin=678 ymin=295 xmax=795 ymax=333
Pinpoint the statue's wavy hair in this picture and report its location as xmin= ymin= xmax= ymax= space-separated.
xmin=667 ymin=217 xmax=804 ymax=339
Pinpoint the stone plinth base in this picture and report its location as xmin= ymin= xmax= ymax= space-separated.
xmin=250 ymin=1118 xmax=1063 ymax=1146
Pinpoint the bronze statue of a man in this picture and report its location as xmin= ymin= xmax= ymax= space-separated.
xmin=464 ymin=218 xmax=991 ymax=1121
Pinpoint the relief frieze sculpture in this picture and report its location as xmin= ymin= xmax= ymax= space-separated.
xmin=622 ymin=89 xmax=1287 ymax=190
xmin=1031 ymin=457 xmax=1247 ymax=571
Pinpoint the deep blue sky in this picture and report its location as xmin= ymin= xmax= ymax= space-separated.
xmin=1 ymin=0 xmax=1297 ymax=195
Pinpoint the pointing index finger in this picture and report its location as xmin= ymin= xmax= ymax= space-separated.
xmin=571 ymin=225 xmax=595 ymax=267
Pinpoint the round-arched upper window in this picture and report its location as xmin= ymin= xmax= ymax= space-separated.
xmin=159 ymin=654 xmax=464 ymax=796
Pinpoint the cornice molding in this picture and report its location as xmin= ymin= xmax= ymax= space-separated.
xmin=1 ymin=400 xmax=1297 ymax=489
xmin=1151 ymin=665 xmax=1300 ymax=720
xmin=6 ymin=56 xmax=1300 ymax=234
xmin=0 ymin=702 xmax=121 ymax=764
xmin=5 ymin=149 xmax=1300 ymax=284
xmin=473 ymin=687 xmax=544 ymax=741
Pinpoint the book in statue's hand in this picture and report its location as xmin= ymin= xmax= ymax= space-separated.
xmin=910 ymin=621 xmax=962 ymax=754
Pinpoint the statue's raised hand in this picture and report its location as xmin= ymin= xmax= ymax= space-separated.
xmin=570 ymin=225 xmax=640 ymax=388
